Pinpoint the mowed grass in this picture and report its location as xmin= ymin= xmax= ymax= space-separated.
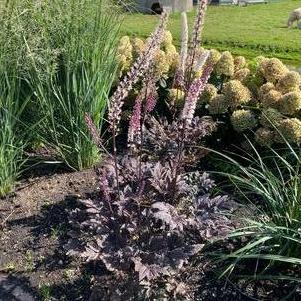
xmin=121 ymin=0 xmax=301 ymax=63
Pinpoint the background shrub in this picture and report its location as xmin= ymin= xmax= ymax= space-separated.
xmin=1 ymin=0 xmax=121 ymax=171
xmin=116 ymin=34 xmax=301 ymax=149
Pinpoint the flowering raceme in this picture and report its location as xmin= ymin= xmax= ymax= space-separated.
xmin=182 ymin=63 xmax=213 ymax=124
xmin=186 ymin=0 xmax=208 ymax=74
xmin=108 ymin=10 xmax=169 ymax=133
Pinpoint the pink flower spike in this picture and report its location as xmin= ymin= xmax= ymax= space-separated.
xmin=186 ymin=0 xmax=208 ymax=70
xmin=144 ymin=83 xmax=158 ymax=114
xmin=128 ymin=96 xmax=142 ymax=146
xmin=108 ymin=10 xmax=169 ymax=134
xmin=84 ymin=112 xmax=101 ymax=146
xmin=181 ymin=63 xmax=213 ymax=124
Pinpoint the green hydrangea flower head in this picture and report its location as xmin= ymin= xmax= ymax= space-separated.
xmin=118 ymin=36 xmax=133 ymax=58
xmin=278 ymin=91 xmax=301 ymax=115
xmin=276 ymin=118 xmax=301 ymax=143
xmin=117 ymin=54 xmax=132 ymax=74
xmin=259 ymin=58 xmax=288 ymax=83
xmin=261 ymin=89 xmax=282 ymax=109
xmin=167 ymin=52 xmax=179 ymax=75
xmin=132 ymin=37 xmax=145 ymax=58
xmin=208 ymin=94 xmax=229 ymax=115
xmin=276 ymin=71 xmax=301 ymax=94
xmin=234 ymin=56 xmax=246 ymax=71
xmin=165 ymin=44 xmax=177 ymax=54
xmin=214 ymin=51 xmax=235 ymax=77
xmin=162 ymin=30 xmax=173 ymax=47
xmin=222 ymin=80 xmax=252 ymax=108
xmin=233 ymin=68 xmax=251 ymax=82
xmin=117 ymin=36 xmax=133 ymax=74
xmin=230 ymin=109 xmax=258 ymax=132
xmin=154 ymin=50 xmax=170 ymax=77
xmin=168 ymin=89 xmax=185 ymax=107
xmin=259 ymin=108 xmax=283 ymax=128
xmin=209 ymin=49 xmax=221 ymax=65
xmin=258 ymin=82 xmax=275 ymax=99
xmin=165 ymin=44 xmax=179 ymax=74
xmin=199 ymin=84 xmax=218 ymax=104
xmin=255 ymin=127 xmax=275 ymax=147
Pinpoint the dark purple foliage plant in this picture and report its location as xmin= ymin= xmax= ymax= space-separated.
xmin=67 ymin=2 xmax=236 ymax=300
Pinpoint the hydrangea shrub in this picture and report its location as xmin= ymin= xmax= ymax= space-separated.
xmin=116 ymin=34 xmax=301 ymax=146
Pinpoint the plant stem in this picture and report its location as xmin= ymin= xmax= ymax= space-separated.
xmin=112 ymin=125 xmax=121 ymax=202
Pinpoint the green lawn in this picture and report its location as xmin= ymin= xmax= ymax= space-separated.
xmin=121 ymin=0 xmax=301 ymax=64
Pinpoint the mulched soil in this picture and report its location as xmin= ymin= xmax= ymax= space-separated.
xmin=0 ymin=166 xmax=300 ymax=301
xmin=0 ymin=167 xmax=97 ymax=301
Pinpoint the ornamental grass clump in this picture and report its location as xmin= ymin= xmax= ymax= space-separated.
xmin=67 ymin=3 xmax=235 ymax=299
xmin=2 ymin=0 xmax=121 ymax=171
xmin=214 ymin=141 xmax=301 ymax=297
xmin=0 ymin=87 xmax=25 ymax=198
xmin=0 ymin=7 xmax=34 ymax=197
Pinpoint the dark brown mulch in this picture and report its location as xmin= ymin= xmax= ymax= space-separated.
xmin=0 ymin=168 xmax=97 ymax=301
